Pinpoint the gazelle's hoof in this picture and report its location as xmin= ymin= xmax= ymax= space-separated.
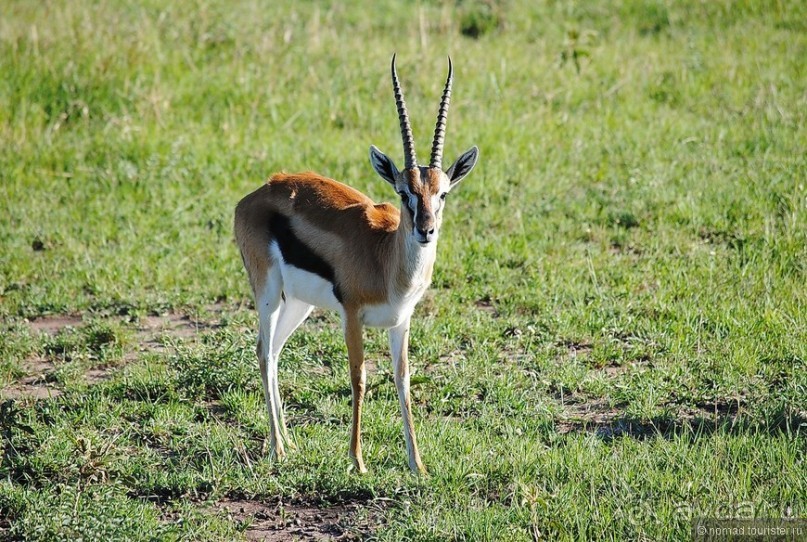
xmin=350 ymin=456 xmax=368 ymax=474
xmin=411 ymin=463 xmax=428 ymax=476
xmin=270 ymin=443 xmax=287 ymax=461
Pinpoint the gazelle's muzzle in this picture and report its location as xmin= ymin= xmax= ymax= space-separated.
xmin=414 ymin=208 xmax=436 ymax=244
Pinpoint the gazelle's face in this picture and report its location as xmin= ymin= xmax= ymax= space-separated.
xmin=369 ymin=145 xmax=479 ymax=246
xmin=396 ymin=167 xmax=450 ymax=245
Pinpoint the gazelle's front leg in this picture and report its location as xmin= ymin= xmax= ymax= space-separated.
xmin=389 ymin=319 xmax=426 ymax=474
xmin=344 ymin=309 xmax=368 ymax=473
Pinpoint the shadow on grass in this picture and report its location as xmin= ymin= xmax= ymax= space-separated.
xmin=558 ymin=405 xmax=806 ymax=442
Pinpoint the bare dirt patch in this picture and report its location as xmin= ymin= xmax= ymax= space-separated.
xmin=601 ymin=365 xmax=629 ymax=377
xmin=124 ymin=312 xmax=219 ymax=361
xmin=216 ymin=497 xmax=387 ymax=541
xmin=138 ymin=312 xmax=218 ymax=340
xmin=426 ymin=349 xmax=464 ymax=373
xmin=556 ymin=397 xmax=622 ymax=436
xmin=557 ymin=339 xmax=593 ymax=357
xmin=556 ymin=403 xmax=676 ymax=440
xmin=1 ymin=381 xmax=62 ymax=400
xmin=29 ymin=314 xmax=84 ymax=335
xmin=84 ymin=368 xmax=111 ymax=385
xmin=475 ymin=296 xmax=499 ymax=317
xmin=0 ymin=358 xmax=61 ymax=400
xmin=3 ymin=310 xmax=225 ymax=400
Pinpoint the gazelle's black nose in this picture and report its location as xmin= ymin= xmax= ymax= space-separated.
xmin=415 ymin=227 xmax=435 ymax=244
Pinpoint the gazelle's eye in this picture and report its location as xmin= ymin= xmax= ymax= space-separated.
xmin=440 ymin=192 xmax=448 ymax=200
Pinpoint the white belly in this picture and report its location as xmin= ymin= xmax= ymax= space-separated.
xmin=270 ymin=242 xmax=343 ymax=312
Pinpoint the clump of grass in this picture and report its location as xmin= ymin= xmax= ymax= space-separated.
xmin=559 ymin=28 xmax=596 ymax=73
xmin=607 ymin=210 xmax=640 ymax=229
xmin=459 ymin=0 xmax=503 ymax=38
xmin=629 ymin=1 xmax=671 ymax=36
xmin=172 ymin=330 xmax=257 ymax=400
xmin=43 ymin=322 xmax=125 ymax=363
xmin=647 ymin=70 xmax=681 ymax=105
xmin=0 ymin=323 xmax=35 ymax=384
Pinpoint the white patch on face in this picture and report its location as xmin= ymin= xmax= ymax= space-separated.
xmin=431 ymin=193 xmax=443 ymax=215
xmin=431 ymin=176 xmax=451 ymax=226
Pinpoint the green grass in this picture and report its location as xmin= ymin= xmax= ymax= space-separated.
xmin=1 ymin=0 xmax=806 ymax=540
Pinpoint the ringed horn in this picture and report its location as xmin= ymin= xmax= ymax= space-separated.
xmin=429 ymin=57 xmax=453 ymax=170
xmin=391 ymin=54 xmax=417 ymax=170
xmin=390 ymin=55 xmax=454 ymax=170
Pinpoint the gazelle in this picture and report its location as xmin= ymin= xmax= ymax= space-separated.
xmin=234 ymin=55 xmax=478 ymax=474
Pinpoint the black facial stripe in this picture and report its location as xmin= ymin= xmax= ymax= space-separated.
xmin=399 ymin=192 xmax=416 ymax=218
xmin=270 ymin=213 xmax=343 ymax=303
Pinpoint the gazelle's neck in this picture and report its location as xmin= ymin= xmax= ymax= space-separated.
xmin=392 ymin=207 xmax=437 ymax=295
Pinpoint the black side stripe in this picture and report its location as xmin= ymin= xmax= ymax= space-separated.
xmin=270 ymin=213 xmax=343 ymax=303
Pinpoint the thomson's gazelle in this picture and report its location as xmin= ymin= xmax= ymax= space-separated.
xmin=234 ymin=55 xmax=478 ymax=473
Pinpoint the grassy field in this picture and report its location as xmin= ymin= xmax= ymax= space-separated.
xmin=1 ymin=0 xmax=806 ymax=539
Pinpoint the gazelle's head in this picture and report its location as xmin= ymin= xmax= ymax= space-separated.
xmin=370 ymin=54 xmax=479 ymax=246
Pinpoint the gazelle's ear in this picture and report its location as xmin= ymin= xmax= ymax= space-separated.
xmin=446 ymin=146 xmax=479 ymax=189
xmin=369 ymin=145 xmax=399 ymax=186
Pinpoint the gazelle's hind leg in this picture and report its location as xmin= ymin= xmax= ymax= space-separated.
xmin=256 ymin=265 xmax=285 ymax=458
xmin=269 ymin=297 xmax=313 ymax=449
